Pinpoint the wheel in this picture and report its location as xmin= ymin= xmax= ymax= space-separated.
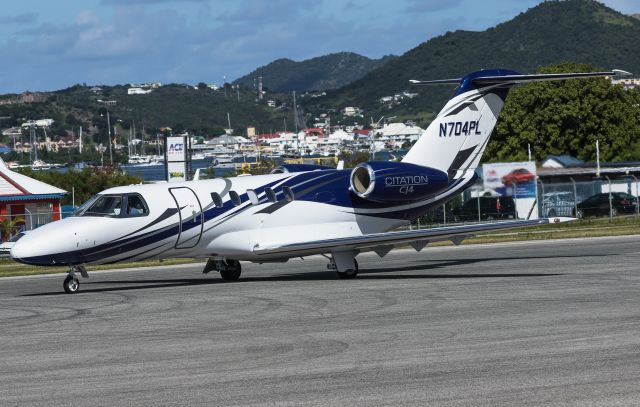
xmin=220 ymin=260 xmax=241 ymax=281
xmin=63 ymin=275 xmax=80 ymax=294
xmin=336 ymin=259 xmax=358 ymax=279
xmin=576 ymin=209 xmax=584 ymax=219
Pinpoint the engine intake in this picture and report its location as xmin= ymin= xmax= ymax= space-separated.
xmin=350 ymin=161 xmax=449 ymax=202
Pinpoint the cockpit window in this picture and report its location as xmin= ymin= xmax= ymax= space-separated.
xmin=81 ymin=195 xmax=123 ymax=217
xmin=73 ymin=194 xmax=100 ymax=216
xmin=75 ymin=194 xmax=149 ymax=218
xmin=125 ymin=194 xmax=149 ymax=216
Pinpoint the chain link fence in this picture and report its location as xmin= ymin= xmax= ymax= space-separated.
xmin=412 ymin=177 xmax=640 ymax=229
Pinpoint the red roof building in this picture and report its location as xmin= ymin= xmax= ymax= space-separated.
xmin=0 ymin=159 xmax=66 ymax=238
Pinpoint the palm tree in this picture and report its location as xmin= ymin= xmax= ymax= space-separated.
xmin=0 ymin=217 xmax=25 ymax=242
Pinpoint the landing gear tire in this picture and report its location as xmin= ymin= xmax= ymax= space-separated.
xmin=337 ymin=259 xmax=358 ymax=279
xmin=220 ymin=260 xmax=241 ymax=281
xmin=63 ymin=275 xmax=80 ymax=294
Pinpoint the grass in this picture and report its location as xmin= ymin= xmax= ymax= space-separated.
xmin=430 ymin=215 xmax=640 ymax=246
xmin=0 ymin=257 xmax=199 ymax=278
xmin=1 ymin=215 xmax=638 ymax=278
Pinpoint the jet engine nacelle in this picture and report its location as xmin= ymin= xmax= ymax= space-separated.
xmin=350 ymin=161 xmax=449 ymax=202
xmin=271 ymin=164 xmax=334 ymax=174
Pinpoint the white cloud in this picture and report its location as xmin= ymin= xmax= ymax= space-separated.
xmin=0 ymin=12 xmax=37 ymax=24
xmin=405 ymin=0 xmax=465 ymax=13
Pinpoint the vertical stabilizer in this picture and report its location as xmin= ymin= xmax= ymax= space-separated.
xmin=403 ymin=70 xmax=516 ymax=180
xmin=402 ymin=68 xmax=622 ymax=180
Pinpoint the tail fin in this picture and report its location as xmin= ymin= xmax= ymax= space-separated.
xmin=402 ymin=69 xmax=627 ymax=180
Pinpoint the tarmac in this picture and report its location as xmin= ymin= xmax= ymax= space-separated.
xmin=2 ymin=235 xmax=640 ymax=406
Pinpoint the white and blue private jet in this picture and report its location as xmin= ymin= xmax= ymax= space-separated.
xmin=11 ymin=68 xmax=629 ymax=293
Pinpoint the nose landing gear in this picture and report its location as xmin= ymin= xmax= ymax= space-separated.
xmin=63 ymin=265 xmax=88 ymax=294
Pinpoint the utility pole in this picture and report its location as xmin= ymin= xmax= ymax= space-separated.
xmin=30 ymin=123 xmax=37 ymax=163
xmin=98 ymin=100 xmax=116 ymax=165
xmin=293 ymin=91 xmax=298 ymax=133
xmin=106 ymin=109 xmax=112 ymax=165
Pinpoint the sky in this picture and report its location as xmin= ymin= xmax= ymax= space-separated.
xmin=0 ymin=0 xmax=637 ymax=93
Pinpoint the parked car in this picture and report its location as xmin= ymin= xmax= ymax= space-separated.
xmin=542 ymin=192 xmax=575 ymax=217
xmin=452 ymin=196 xmax=517 ymax=221
xmin=575 ymin=192 xmax=639 ymax=218
xmin=501 ymin=168 xmax=536 ymax=185
xmin=0 ymin=231 xmax=28 ymax=257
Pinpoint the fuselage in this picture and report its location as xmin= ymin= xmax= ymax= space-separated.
xmin=11 ymin=167 xmax=475 ymax=266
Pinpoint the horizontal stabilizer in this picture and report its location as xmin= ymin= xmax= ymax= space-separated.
xmin=472 ymin=70 xmax=629 ymax=85
xmin=410 ymin=69 xmax=630 ymax=86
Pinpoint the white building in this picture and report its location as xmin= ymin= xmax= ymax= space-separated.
xmin=341 ymin=106 xmax=362 ymax=117
xmin=21 ymin=119 xmax=54 ymax=128
xmin=127 ymin=88 xmax=152 ymax=95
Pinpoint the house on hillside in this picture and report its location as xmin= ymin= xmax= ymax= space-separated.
xmin=541 ymin=155 xmax=584 ymax=168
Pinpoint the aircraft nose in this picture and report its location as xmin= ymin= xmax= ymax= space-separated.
xmin=10 ymin=232 xmax=67 ymax=266
xmin=11 ymin=233 xmax=43 ymax=265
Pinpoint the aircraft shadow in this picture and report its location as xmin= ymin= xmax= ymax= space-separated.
xmin=18 ymin=252 xmax=597 ymax=296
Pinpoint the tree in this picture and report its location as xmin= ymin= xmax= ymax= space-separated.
xmin=0 ymin=216 xmax=24 ymax=241
xmin=16 ymin=168 xmax=141 ymax=205
xmin=197 ymin=82 xmax=208 ymax=90
xmin=487 ymin=62 xmax=640 ymax=163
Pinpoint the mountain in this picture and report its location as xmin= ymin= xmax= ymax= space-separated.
xmin=306 ymin=0 xmax=640 ymax=122
xmin=632 ymin=13 xmax=640 ymax=20
xmin=233 ymin=52 xmax=396 ymax=92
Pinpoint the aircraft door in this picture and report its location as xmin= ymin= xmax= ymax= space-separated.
xmin=169 ymin=187 xmax=203 ymax=249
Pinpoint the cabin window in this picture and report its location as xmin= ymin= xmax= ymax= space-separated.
xmin=210 ymin=192 xmax=223 ymax=208
xmin=229 ymin=190 xmax=242 ymax=206
xmin=265 ymin=188 xmax=277 ymax=203
xmin=125 ymin=194 xmax=149 ymax=217
xmin=283 ymin=186 xmax=295 ymax=202
xmin=80 ymin=195 xmax=124 ymax=217
xmin=247 ymin=189 xmax=259 ymax=205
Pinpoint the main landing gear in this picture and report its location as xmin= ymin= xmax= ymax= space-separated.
xmin=326 ymin=251 xmax=359 ymax=279
xmin=203 ymin=258 xmax=242 ymax=281
xmin=63 ymin=265 xmax=88 ymax=294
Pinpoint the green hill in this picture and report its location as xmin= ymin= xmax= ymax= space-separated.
xmin=0 ymin=83 xmax=290 ymax=162
xmin=233 ymin=52 xmax=396 ymax=92
xmin=305 ymin=0 xmax=640 ymax=124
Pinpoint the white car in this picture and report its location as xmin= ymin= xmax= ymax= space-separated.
xmin=0 ymin=231 xmax=28 ymax=257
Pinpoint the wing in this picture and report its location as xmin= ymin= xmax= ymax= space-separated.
xmin=253 ymin=217 xmax=573 ymax=257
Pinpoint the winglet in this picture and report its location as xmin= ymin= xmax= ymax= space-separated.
xmin=409 ymin=78 xmax=462 ymax=85
xmin=336 ymin=160 xmax=345 ymax=170
xmin=612 ymin=69 xmax=632 ymax=76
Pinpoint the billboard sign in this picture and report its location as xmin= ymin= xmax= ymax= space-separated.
xmin=167 ymin=161 xmax=186 ymax=182
xmin=165 ymin=135 xmax=188 ymax=182
xmin=483 ymin=161 xmax=537 ymax=199
xmin=166 ymin=136 xmax=186 ymax=161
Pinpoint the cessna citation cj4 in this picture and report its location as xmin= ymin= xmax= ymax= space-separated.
xmin=11 ymin=68 xmax=630 ymax=293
